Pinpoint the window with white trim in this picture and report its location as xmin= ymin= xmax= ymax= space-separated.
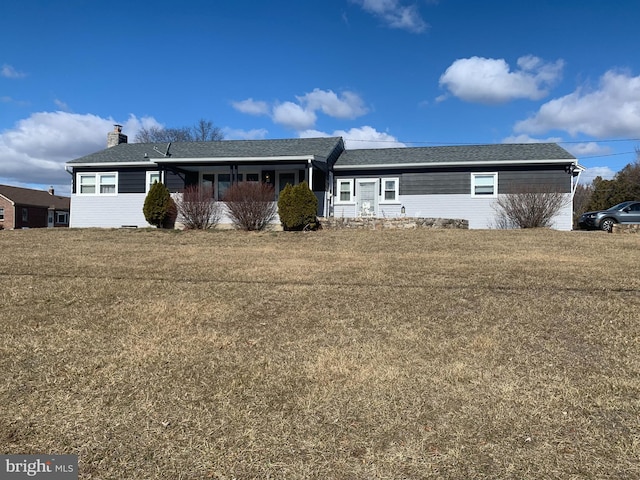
xmin=56 ymin=212 xmax=69 ymax=224
xmin=78 ymin=172 xmax=118 ymax=195
xmin=99 ymin=174 xmax=116 ymax=194
xmin=471 ymin=173 xmax=498 ymax=197
xmin=380 ymin=177 xmax=400 ymax=203
xmin=146 ymin=171 xmax=161 ymax=193
xmin=0 ymin=207 xmax=4 ymax=221
xmin=336 ymin=179 xmax=353 ymax=203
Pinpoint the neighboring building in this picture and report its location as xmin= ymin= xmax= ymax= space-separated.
xmin=0 ymin=184 xmax=70 ymax=230
xmin=66 ymin=125 xmax=583 ymax=230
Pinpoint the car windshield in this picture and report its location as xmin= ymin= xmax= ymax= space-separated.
xmin=608 ymin=201 xmax=634 ymax=211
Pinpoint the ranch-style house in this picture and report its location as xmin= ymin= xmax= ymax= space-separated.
xmin=66 ymin=125 xmax=583 ymax=230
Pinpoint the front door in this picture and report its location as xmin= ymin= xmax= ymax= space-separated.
xmin=278 ymin=172 xmax=296 ymax=197
xmin=47 ymin=210 xmax=54 ymax=228
xmin=356 ymin=179 xmax=377 ymax=217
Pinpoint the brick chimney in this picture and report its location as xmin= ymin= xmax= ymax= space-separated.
xmin=107 ymin=124 xmax=128 ymax=148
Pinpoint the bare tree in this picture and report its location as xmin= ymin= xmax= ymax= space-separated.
xmin=223 ymin=182 xmax=277 ymax=231
xmin=192 ymin=118 xmax=223 ymax=141
xmin=572 ymin=182 xmax=593 ymax=225
xmin=135 ymin=119 xmax=223 ymax=143
xmin=174 ymin=185 xmax=222 ymax=229
xmin=493 ymin=187 xmax=570 ymax=229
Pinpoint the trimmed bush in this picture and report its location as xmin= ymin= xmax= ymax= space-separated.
xmin=174 ymin=184 xmax=222 ymax=230
xmin=277 ymin=181 xmax=318 ymax=231
xmin=223 ymin=182 xmax=277 ymax=231
xmin=143 ymin=181 xmax=175 ymax=228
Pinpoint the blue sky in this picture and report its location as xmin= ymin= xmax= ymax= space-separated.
xmin=2 ymin=0 xmax=640 ymax=195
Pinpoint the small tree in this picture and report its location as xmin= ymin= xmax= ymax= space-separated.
xmin=174 ymin=184 xmax=222 ymax=229
xmin=223 ymin=182 xmax=277 ymax=231
xmin=277 ymin=181 xmax=318 ymax=230
xmin=143 ymin=181 xmax=175 ymax=228
xmin=493 ymin=187 xmax=569 ymax=229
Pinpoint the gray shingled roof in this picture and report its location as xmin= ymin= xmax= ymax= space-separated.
xmin=67 ymin=137 xmax=344 ymax=164
xmin=336 ymin=143 xmax=575 ymax=167
xmin=0 ymin=184 xmax=70 ymax=209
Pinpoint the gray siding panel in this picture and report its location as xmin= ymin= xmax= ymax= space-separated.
xmin=337 ymin=165 xmax=572 ymax=195
xmin=119 ymin=169 xmax=146 ymax=194
xmin=165 ymin=170 xmax=186 ymax=192
xmin=498 ymin=167 xmax=570 ymax=193
xmin=401 ymin=171 xmax=468 ymax=195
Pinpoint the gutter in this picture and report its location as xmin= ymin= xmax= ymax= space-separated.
xmin=334 ymin=158 xmax=580 ymax=169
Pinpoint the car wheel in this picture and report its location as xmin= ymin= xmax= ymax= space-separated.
xmin=600 ymin=217 xmax=616 ymax=232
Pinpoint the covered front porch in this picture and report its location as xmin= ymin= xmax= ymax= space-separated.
xmin=158 ymin=159 xmax=331 ymax=218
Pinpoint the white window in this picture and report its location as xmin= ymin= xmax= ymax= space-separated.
xmin=56 ymin=212 xmax=69 ymax=224
xmin=99 ymin=174 xmax=116 ymax=194
xmin=79 ymin=174 xmax=96 ymax=194
xmin=78 ymin=173 xmax=118 ymax=195
xmin=336 ymin=179 xmax=353 ymax=203
xmin=471 ymin=173 xmax=498 ymax=197
xmin=146 ymin=171 xmax=161 ymax=193
xmin=0 ymin=207 xmax=4 ymax=221
xmin=380 ymin=177 xmax=400 ymax=203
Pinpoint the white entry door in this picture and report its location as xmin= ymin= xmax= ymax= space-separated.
xmin=47 ymin=211 xmax=54 ymax=228
xmin=356 ymin=180 xmax=378 ymax=217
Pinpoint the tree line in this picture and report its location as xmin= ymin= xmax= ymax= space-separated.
xmin=575 ymin=150 xmax=640 ymax=217
xmin=135 ymin=118 xmax=223 ymax=143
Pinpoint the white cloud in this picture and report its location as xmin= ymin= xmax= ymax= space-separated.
xmin=502 ymin=134 xmax=563 ymax=144
xmin=514 ymin=70 xmax=640 ymax=138
xmin=231 ymin=98 xmax=270 ymax=116
xmin=352 ymin=0 xmax=428 ymax=33
xmin=565 ymin=142 xmax=612 ymax=158
xmin=222 ymin=127 xmax=268 ymax=140
xmin=1 ymin=64 xmax=26 ymax=79
xmin=54 ymin=99 xmax=70 ymax=111
xmin=439 ymin=55 xmax=564 ymax=104
xmin=235 ymin=89 xmax=369 ymax=131
xmin=579 ymin=166 xmax=616 ymax=184
xmin=297 ymin=89 xmax=369 ymax=119
xmin=272 ymin=102 xmax=317 ymax=130
xmin=300 ymin=125 xmax=405 ymax=149
xmin=0 ymin=111 xmax=158 ymax=195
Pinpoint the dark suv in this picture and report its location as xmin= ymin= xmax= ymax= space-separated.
xmin=578 ymin=201 xmax=640 ymax=231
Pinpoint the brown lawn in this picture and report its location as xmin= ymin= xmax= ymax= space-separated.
xmin=0 ymin=227 xmax=638 ymax=479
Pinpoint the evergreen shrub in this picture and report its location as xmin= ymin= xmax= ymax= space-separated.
xmin=277 ymin=181 xmax=318 ymax=230
xmin=143 ymin=181 xmax=175 ymax=228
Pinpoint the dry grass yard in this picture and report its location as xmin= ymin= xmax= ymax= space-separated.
xmin=0 ymin=227 xmax=639 ymax=479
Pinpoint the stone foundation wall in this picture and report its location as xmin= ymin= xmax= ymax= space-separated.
xmin=612 ymin=224 xmax=640 ymax=234
xmin=320 ymin=217 xmax=469 ymax=230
